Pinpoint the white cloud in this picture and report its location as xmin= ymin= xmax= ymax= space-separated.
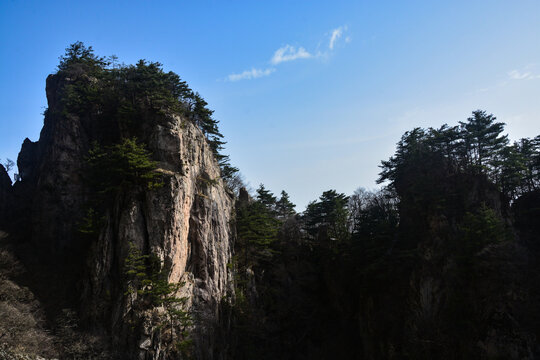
xmin=509 ymin=70 xmax=533 ymax=80
xmin=227 ymin=68 xmax=275 ymax=82
xmin=224 ymin=26 xmax=350 ymax=82
xmin=329 ymin=26 xmax=345 ymax=50
xmin=508 ymin=66 xmax=540 ymax=80
xmin=271 ymin=45 xmax=312 ymax=65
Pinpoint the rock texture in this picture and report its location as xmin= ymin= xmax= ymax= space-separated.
xmin=7 ymin=71 xmax=235 ymax=359
xmin=85 ymin=114 xmax=235 ymax=359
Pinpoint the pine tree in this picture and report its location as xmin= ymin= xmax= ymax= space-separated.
xmin=256 ymin=184 xmax=277 ymax=211
xmin=378 ymin=127 xmax=429 ymax=187
xmin=304 ymin=190 xmax=349 ymax=242
xmin=58 ymin=41 xmax=107 ymax=73
xmin=124 ymin=244 xmax=192 ymax=353
xmin=496 ymin=143 xmax=527 ymax=199
xmin=191 ymin=92 xmax=222 ymax=137
xmin=459 ymin=110 xmax=508 ymax=173
xmin=85 ymin=137 xmax=161 ymax=197
xmin=275 ymin=190 xmax=296 ymax=219
xmin=517 ymin=136 xmax=540 ymax=192
xmin=236 ymin=201 xmax=280 ymax=267
xmin=427 ymin=125 xmax=464 ymax=169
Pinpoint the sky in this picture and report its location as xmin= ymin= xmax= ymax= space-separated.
xmin=1 ymin=0 xmax=540 ymax=210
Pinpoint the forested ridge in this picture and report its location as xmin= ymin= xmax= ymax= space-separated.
xmin=1 ymin=43 xmax=540 ymax=359
xmin=228 ymin=109 xmax=540 ymax=359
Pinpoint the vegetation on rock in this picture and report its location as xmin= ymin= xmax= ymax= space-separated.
xmin=3 ymin=42 xmax=540 ymax=359
xmin=57 ymin=41 xmax=237 ymax=180
xmin=125 ymin=242 xmax=193 ymax=357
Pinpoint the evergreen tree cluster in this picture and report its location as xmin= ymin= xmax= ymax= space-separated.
xmin=304 ymin=190 xmax=350 ymax=243
xmin=235 ymin=185 xmax=295 ymax=272
xmin=378 ymin=110 xmax=540 ymax=200
xmin=56 ymin=41 xmax=237 ymax=180
xmin=85 ymin=138 xmax=162 ymax=197
xmin=229 ymin=110 xmax=540 ymax=359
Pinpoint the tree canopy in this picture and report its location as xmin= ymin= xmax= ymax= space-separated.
xmin=378 ymin=110 xmax=537 ymax=200
xmin=304 ymin=189 xmax=349 ymax=242
xmin=56 ymin=42 xmax=236 ymax=180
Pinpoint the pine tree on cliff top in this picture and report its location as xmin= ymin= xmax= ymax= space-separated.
xmin=459 ymin=110 xmax=508 ymax=173
xmin=57 ymin=42 xmax=237 ymax=180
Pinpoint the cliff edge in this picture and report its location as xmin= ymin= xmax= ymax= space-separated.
xmin=3 ymin=45 xmax=234 ymax=359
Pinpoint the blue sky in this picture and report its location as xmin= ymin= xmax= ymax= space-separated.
xmin=1 ymin=0 xmax=540 ymax=209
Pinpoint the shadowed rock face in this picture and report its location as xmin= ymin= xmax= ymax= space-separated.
xmin=7 ymin=71 xmax=235 ymax=359
xmin=84 ymin=114 xmax=236 ymax=359
xmin=0 ymin=165 xmax=11 ymax=227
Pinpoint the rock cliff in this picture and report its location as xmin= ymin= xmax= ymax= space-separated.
xmin=3 ymin=44 xmax=540 ymax=360
xmin=5 ymin=66 xmax=235 ymax=359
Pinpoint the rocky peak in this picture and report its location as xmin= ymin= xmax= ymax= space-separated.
xmin=5 ymin=60 xmax=235 ymax=359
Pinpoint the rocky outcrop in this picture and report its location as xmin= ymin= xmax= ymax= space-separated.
xmin=85 ymin=114 xmax=235 ymax=359
xmin=8 ymin=71 xmax=235 ymax=359
xmin=0 ymin=165 xmax=11 ymax=228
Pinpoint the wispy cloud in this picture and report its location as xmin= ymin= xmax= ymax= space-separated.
xmin=227 ymin=67 xmax=275 ymax=82
xmin=224 ymin=25 xmax=349 ymax=82
xmin=509 ymin=69 xmax=534 ymax=80
xmin=508 ymin=65 xmax=540 ymax=80
xmin=271 ymin=45 xmax=312 ymax=65
xmin=468 ymin=65 xmax=539 ymax=94
xmin=329 ymin=26 xmax=347 ymax=50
